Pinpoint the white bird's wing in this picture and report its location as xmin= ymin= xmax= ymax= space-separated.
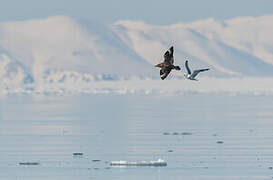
xmin=185 ymin=60 xmax=191 ymax=74
xmin=191 ymin=68 xmax=209 ymax=78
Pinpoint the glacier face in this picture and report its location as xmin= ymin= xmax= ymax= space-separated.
xmin=0 ymin=15 xmax=273 ymax=86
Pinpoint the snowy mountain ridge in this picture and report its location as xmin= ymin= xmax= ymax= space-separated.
xmin=0 ymin=15 xmax=273 ymax=85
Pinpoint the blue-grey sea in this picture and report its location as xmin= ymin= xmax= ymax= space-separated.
xmin=0 ymin=93 xmax=273 ymax=180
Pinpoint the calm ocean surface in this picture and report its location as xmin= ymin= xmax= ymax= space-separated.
xmin=0 ymin=93 xmax=273 ymax=180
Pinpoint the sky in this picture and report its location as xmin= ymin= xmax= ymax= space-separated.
xmin=0 ymin=0 xmax=273 ymax=24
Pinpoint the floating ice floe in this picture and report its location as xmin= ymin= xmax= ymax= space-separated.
xmin=110 ymin=159 xmax=167 ymax=167
xmin=181 ymin=132 xmax=192 ymax=135
xmin=19 ymin=162 xmax=39 ymax=165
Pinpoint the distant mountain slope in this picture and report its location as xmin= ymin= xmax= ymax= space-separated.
xmin=113 ymin=17 xmax=273 ymax=77
xmin=0 ymin=47 xmax=33 ymax=84
xmin=186 ymin=15 xmax=273 ymax=65
xmin=0 ymin=15 xmax=272 ymax=85
xmin=0 ymin=16 xmax=155 ymax=83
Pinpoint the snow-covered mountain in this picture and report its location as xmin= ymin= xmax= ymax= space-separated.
xmin=0 ymin=47 xmax=33 ymax=85
xmin=0 ymin=16 xmax=155 ymax=84
xmin=0 ymin=15 xmax=273 ymax=85
xmin=113 ymin=16 xmax=273 ymax=77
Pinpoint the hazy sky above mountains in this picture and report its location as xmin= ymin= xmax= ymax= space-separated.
xmin=1 ymin=0 xmax=273 ymax=24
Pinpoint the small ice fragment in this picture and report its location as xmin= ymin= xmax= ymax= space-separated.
xmin=19 ymin=162 xmax=39 ymax=165
xmin=92 ymin=159 xmax=101 ymax=162
xmin=217 ymin=141 xmax=224 ymax=144
xmin=73 ymin=152 xmax=83 ymax=156
xmin=110 ymin=159 xmax=167 ymax=166
xmin=163 ymin=132 xmax=170 ymax=135
xmin=181 ymin=132 xmax=192 ymax=135
xmin=167 ymin=150 xmax=174 ymax=152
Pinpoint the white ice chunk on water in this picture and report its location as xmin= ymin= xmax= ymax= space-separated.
xmin=110 ymin=159 xmax=167 ymax=166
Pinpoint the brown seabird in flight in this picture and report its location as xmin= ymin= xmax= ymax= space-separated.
xmin=155 ymin=46 xmax=181 ymax=80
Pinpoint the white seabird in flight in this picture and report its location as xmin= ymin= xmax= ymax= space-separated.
xmin=184 ymin=60 xmax=209 ymax=81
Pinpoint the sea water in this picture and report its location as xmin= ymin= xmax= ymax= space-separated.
xmin=0 ymin=93 xmax=273 ymax=180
